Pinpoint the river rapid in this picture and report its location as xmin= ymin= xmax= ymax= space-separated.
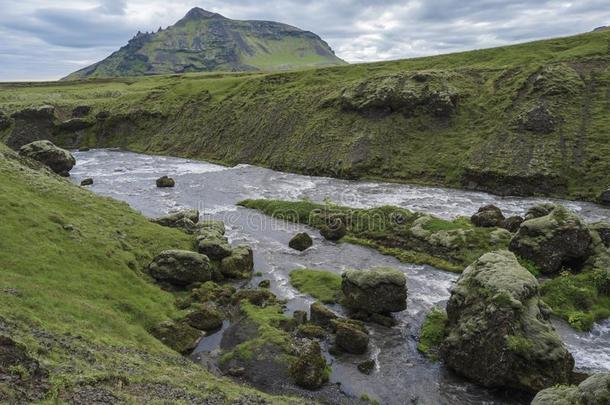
xmin=71 ymin=150 xmax=610 ymax=405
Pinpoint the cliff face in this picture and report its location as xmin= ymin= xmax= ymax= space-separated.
xmin=3 ymin=30 xmax=610 ymax=203
xmin=62 ymin=7 xmax=346 ymax=80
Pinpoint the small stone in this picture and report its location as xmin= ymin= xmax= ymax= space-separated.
xmin=357 ymin=359 xmax=376 ymax=375
xmin=80 ymin=178 xmax=93 ymax=186
xmin=258 ymin=279 xmax=271 ymax=289
xmin=156 ymin=176 xmax=175 ymax=188
xmin=600 ymin=189 xmax=610 ymax=206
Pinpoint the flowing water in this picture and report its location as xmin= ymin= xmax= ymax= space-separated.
xmin=71 ymin=150 xmax=610 ymax=405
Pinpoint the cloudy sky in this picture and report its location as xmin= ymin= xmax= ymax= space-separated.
xmin=1 ymin=0 xmax=609 ymax=81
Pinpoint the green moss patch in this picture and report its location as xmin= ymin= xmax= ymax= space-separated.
xmin=417 ymin=308 xmax=448 ymax=361
xmin=289 ymin=269 xmax=342 ymax=304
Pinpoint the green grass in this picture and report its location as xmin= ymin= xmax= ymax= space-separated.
xmin=0 ymin=144 xmax=298 ymax=403
xmin=1 ymin=30 xmax=610 ymax=202
xmin=239 ymin=199 xmax=508 ymax=272
xmin=289 ymin=269 xmax=342 ymax=304
xmin=417 ymin=308 xmax=448 ymax=360
xmin=540 ymin=269 xmax=610 ymax=331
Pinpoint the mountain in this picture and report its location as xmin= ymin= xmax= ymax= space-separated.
xmin=62 ymin=7 xmax=346 ymax=80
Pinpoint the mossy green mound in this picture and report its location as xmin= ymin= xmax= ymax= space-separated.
xmin=0 ymin=144 xmax=298 ymax=403
xmin=417 ymin=308 xmax=448 ymax=361
xmin=289 ymin=269 xmax=342 ymax=304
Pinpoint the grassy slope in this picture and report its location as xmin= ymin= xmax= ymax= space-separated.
xmin=0 ymin=144 xmax=296 ymax=403
xmin=1 ymin=31 xmax=610 ymax=201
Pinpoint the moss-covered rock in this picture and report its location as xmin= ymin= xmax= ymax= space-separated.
xmin=190 ymin=281 xmax=235 ymax=306
xmin=288 ymin=232 xmax=313 ymax=251
xmin=220 ymin=245 xmax=253 ymax=279
xmin=195 ymin=229 xmax=232 ymax=260
xmin=147 ymin=250 xmax=212 ymax=287
xmin=440 ymin=250 xmax=574 ymax=393
xmin=320 ymin=222 xmax=346 ymax=241
xmin=500 ymin=215 xmax=524 ymax=233
xmin=471 ymin=204 xmax=505 ymax=228
xmin=333 ymin=319 xmax=369 ymax=354
xmin=185 ymin=303 xmax=224 ymax=331
xmin=515 ymin=103 xmax=557 ymax=133
xmin=289 ymin=340 xmax=329 ymax=389
xmin=357 ymin=359 xmax=375 ymax=375
xmin=152 ymin=209 xmax=199 ymax=229
xmin=341 ymin=267 xmax=407 ymax=314
xmin=309 ymin=301 xmax=337 ymax=329
xmin=233 ymin=289 xmax=277 ymax=307
xmin=18 ymin=140 xmax=75 ymax=177
xmin=417 ymin=308 xmax=448 ymax=361
xmin=531 ymin=373 xmax=610 ymax=405
xmin=80 ymin=177 xmax=93 ymax=186
xmin=509 ymin=205 xmax=592 ymax=274
xmin=156 ymin=176 xmax=175 ymax=188
xmin=296 ymin=324 xmax=326 ymax=339
xmin=150 ymin=320 xmax=202 ymax=354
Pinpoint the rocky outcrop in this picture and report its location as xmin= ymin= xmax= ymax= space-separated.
xmin=509 ymin=205 xmax=592 ymax=274
xmin=515 ymin=103 xmax=557 ymax=133
xmin=341 ymin=267 xmax=407 ymax=315
xmin=72 ymin=105 xmax=92 ymax=118
xmin=531 ymin=372 xmax=610 ymax=405
xmin=471 ymin=205 xmax=505 ymax=228
xmin=440 ymin=251 xmax=574 ymax=393
xmin=18 ymin=140 xmax=76 ymax=176
xmin=0 ymin=111 xmax=10 ymax=131
xmin=7 ymin=106 xmax=56 ymax=149
xmin=288 ymin=232 xmax=313 ymax=251
xmin=500 ymin=216 xmax=524 ymax=233
xmin=152 ymin=209 xmax=199 ymax=230
xmin=150 ymin=320 xmax=202 ymax=353
xmin=156 ymin=176 xmax=175 ymax=188
xmin=147 ymin=250 xmax=212 ymax=287
xmin=289 ymin=341 xmax=328 ymax=389
xmin=219 ymin=245 xmax=253 ymax=279
xmin=0 ymin=335 xmax=49 ymax=403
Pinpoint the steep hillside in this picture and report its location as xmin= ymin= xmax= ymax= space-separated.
xmin=1 ymin=30 xmax=609 ymax=202
xmin=0 ymin=143 xmax=297 ymax=403
xmin=63 ymin=7 xmax=346 ymax=80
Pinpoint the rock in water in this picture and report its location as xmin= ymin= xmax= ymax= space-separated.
xmin=150 ymin=320 xmax=202 ymax=354
xmin=471 ymin=204 xmax=505 ymax=228
xmin=309 ymin=301 xmax=337 ymax=329
xmin=333 ymin=319 xmax=369 ymax=354
xmin=341 ymin=267 xmax=407 ymax=314
xmin=148 ymin=250 xmax=211 ymax=287
xmin=320 ymin=219 xmax=347 ymax=241
xmin=288 ymin=232 xmax=313 ymax=251
xmin=18 ymin=140 xmax=75 ymax=177
xmin=600 ymin=189 xmax=610 ymax=206
xmin=220 ymin=245 xmax=253 ymax=279
xmin=532 ymin=372 xmax=610 ymax=405
xmin=290 ymin=341 xmax=328 ymax=389
xmin=80 ymin=178 xmax=93 ymax=186
xmin=509 ymin=204 xmax=592 ymax=274
xmin=440 ymin=250 xmax=574 ymax=393
xmin=156 ymin=176 xmax=175 ymax=188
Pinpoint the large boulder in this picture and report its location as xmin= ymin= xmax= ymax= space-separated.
xmin=471 ymin=204 xmax=505 ymax=228
xmin=333 ymin=319 xmax=369 ymax=354
xmin=220 ymin=245 xmax=253 ymax=279
xmin=288 ymin=232 xmax=313 ymax=251
xmin=151 ymin=209 xmax=199 ymax=232
xmin=150 ymin=320 xmax=202 ymax=354
xmin=195 ymin=228 xmax=232 ymax=260
xmin=18 ymin=140 xmax=75 ymax=177
xmin=440 ymin=251 xmax=574 ymax=393
xmin=341 ymin=267 xmax=407 ymax=314
xmin=509 ymin=205 xmax=592 ymax=274
xmin=289 ymin=341 xmax=328 ymax=389
xmin=148 ymin=250 xmax=211 ymax=287
xmin=532 ymin=372 xmax=610 ymax=405
xmin=7 ymin=105 xmax=56 ymax=149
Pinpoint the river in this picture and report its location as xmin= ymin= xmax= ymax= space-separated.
xmin=71 ymin=149 xmax=610 ymax=405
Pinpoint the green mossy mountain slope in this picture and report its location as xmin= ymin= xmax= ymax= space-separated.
xmin=1 ymin=30 xmax=610 ymax=201
xmin=63 ymin=7 xmax=346 ymax=80
xmin=0 ymin=144 xmax=297 ymax=403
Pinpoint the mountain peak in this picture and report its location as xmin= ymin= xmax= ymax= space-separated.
xmin=181 ymin=7 xmax=225 ymax=21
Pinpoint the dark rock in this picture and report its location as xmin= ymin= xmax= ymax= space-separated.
xmin=341 ymin=267 xmax=407 ymax=314
xmin=509 ymin=205 xmax=592 ymax=274
xmin=333 ymin=319 xmax=369 ymax=354
xmin=78 ymin=147 xmax=91 ymax=152
xmin=150 ymin=320 xmax=201 ymax=353
xmin=516 ymin=103 xmax=557 ymax=133
xmin=288 ymin=232 xmax=313 ymax=251
xmin=72 ymin=105 xmax=92 ymax=118
xmin=220 ymin=245 xmax=253 ymax=279
xmin=292 ymin=310 xmax=307 ymax=325
xmin=441 ymin=251 xmax=574 ymax=393
xmin=524 ymin=203 xmax=556 ymax=220
xmin=500 ymin=216 xmax=524 ymax=233
xmin=80 ymin=178 xmax=93 ymax=186
xmin=600 ymin=189 xmax=610 ymax=206
xmin=297 ymin=324 xmax=326 ymax=339
xmin=147 ymin=250 xmax=212 ymax=287
xmin=195 ymin=230 xmax=232 ymax=260
xmin=532 ymin=372 xmax=610 ymax=405
xmin=152 ymin=209 xmax=199 ymax=230
xmin=471 ymin=205 xmax=505 ymax=228
xmin=18 ymin=140 xmax=76 ymax=176
xmin=257 ymin=279 xmax=271 ymax=289
xmin=320 ymin=222 xmax=347 ymax=241
xmin=7 ymin=105 xmax=56 ymax=149
xmin=232 ymin=289 xmax=276 ymax=307
xmin=357 ymin=359 xmax=376 ymax=375
xmin=590 ymin=222 xmax=610 ymax=248
xmin=310 ymin=301 xmax=337 ymax=329
xmin=290 ymin=341 xmax=328 ymax=389
xmin=0 ymin=111 xmax=11 ymax=131
xmin=156 ymin=176 xmax=175 ymax=188
xmin=185 ymin=303 xmax=223 ymax=331
xmin=0 ymin=335 xmax=50 ymax=403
